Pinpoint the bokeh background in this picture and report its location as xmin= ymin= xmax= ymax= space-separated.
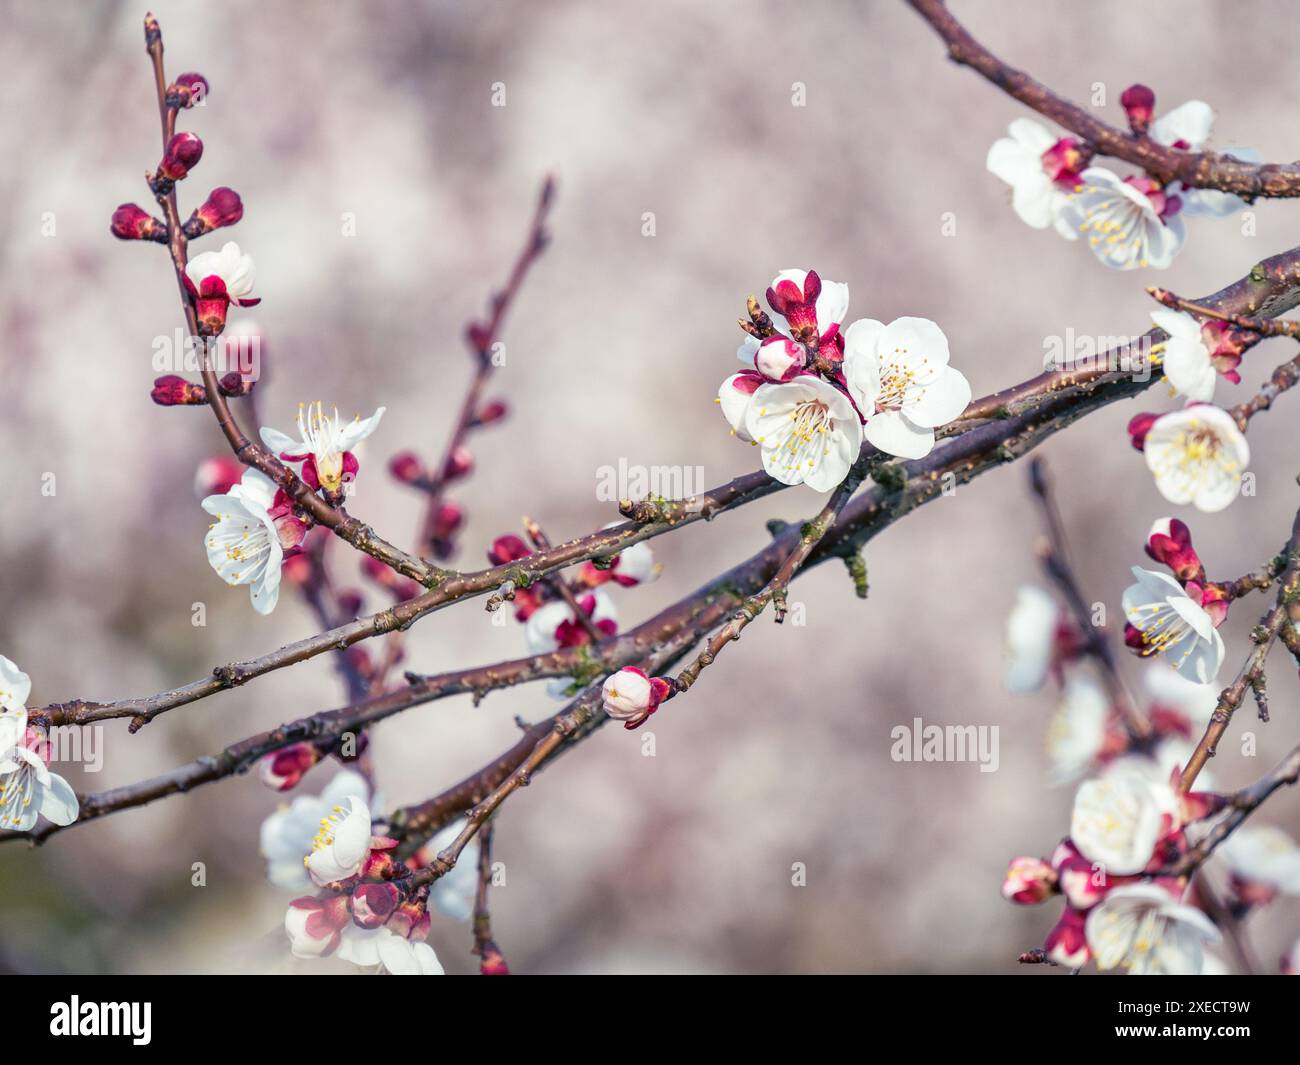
xmin=2 ymin=0 xmax=1298 ymax=974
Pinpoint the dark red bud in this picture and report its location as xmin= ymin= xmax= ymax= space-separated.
xmin=443 ymin=445 xmax=474 ymax=480
xmin=111 ymin=203 xmax=168 ymax=242
xmin=166 ymin=71 xmax=210 ymax=109
xmin=488 ymin=534 xmax=531 ymax=565
xmin=432 ymin=501 xmax=464 ymax=539
xmin=184 ymin=186 xmax=244 ymax=238
xmin=158 ymin=132 xmax=203 ymax=181
xmin=479 ymin=940 xmax=510 ymax=975
xmin=336 ymin=590 xmax=365 ymax=617
xmin=1121 ymin=84 xmax=1156 ymax=133
xmin=151 ymin=374 xmax=208 ymax=406
xmin=1127 ymin=411 xmax=1159 ymax=451
xmin=466 ymin=322 xmax=492 ymax=354
xmin=473 ymin=399 xmax=509 ymax=426
xmin=388 ymin=450 xmax=426 ymax=485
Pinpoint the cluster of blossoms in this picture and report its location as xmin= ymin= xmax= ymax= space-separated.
xmin=987 ymin=87 xmax=1257 ymax=271
xmin=717 ymin=270 xmax=971 ymax=488
xmin=1121 ymin=519 xmax=1229 ymax=685
xmin=200 ymin=403 xmax=385 ymax=615
xmin=488 ymin=529 xmax=660 ymax=710
xmin=999 ymin=515 xmax=1300 ymax=973
xmin=1005 ymin=770 xmax=1224 ymax=973
xmin=258 ymin=756 xmax=497 ymax=974
xmin=0 ymin=657 xmax=79 ymax=832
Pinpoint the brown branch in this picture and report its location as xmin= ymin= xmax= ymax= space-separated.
xmin=1178 ymin=505 xmax=1300 ymax=791
xmin=907 ymin=0 xmax=1300 ymax=198
xmin=1168 ymin=741 xmax=1300 ymax=878
xmin=143 ymin=14 xmax=442 ymax=587
xmin=415 ymin=178 xmax=554 ymax=557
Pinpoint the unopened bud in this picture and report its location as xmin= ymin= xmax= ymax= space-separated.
xmin=183 ymin=186 xmax=244 ymax=238
xmin=111 ymin=203 xmax=168 ymax=243
xmin=156 ymin=131 xmax=203 ymax=182
xmin=388 ymin=450 xmax=426 ymax=485
xmin=151 ymin=374 xmax=207 ymax=406
xmin=166 ymin=71 xmax=210 ymax=109
xmin=1120 ymin=84 xmax=1156 ymax=134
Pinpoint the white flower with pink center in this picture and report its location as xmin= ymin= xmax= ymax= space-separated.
xmin=1085 ymin=883 xmax=1219 ymax=975
xmin=260 ymin=769 xmax=373 ymax=890
xmin=1123 ymin=567 xmax=1224 ymax=684
xmin=0 ymin=657 xmax=79 ymax=833
xmin=1150 ymin=100 xmax=1259 ymax=218
xmin=841 ymin=316 xmax=971 ymax=460
xmin=377 ymin=934 xmax=445 ymax=975
xmin=745 ymin=375 xmax=863 ymax=490
xmin=304 ymin=796 xmax=373 ymax=886
xmin=261 ymin=401 xmax=385 ymax=498
xmin=1070 ymin=773 xmax=1179 ymax=876
xmin=201 ymin=468 xmax=305 ymax=616
xmin=985 ymin=118 xmax=1085 ymax=236
xmin=184 ymin=240 xmax=260 ymax=333
xmin=1061 ymin=167 xmax=1185 ymax=270
xmin=1143 ymin=405 xmax=1249 ymax=513
xmin=1150 ymin=310 xmax=1218 ymax=403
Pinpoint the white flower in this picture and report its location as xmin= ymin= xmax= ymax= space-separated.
xmin=1004 ymin=586 xmax=1059 ymax=692
xmin=1086 ymin=884 xmax=1219 ymax=974
xmin=424 ymin=818 xmax=480 ymax=921
xmin=334 ymin=923 xmax=392 ymax=967
xmin=1143 ymin=406 xmax=1249 ymax=513
xmin=0 ymin=659 xmax=79 ymax=833
xmin=1149 ymin=100 xmax=1257 ymax=218
xmin=0 ymin=655 xmax=31 ymax=713
xmin=985 ymin=118 xmax=1080 ymax=237
xmin=1060 ymin=167 xmax=1186 ymax=270
xmin=305 ymin=796 xmax=373 ymax=886
xmin=1151 ymin=310 xmax=1217 ymax=402
xmin=201 ymin=468 xmax=285 ymax=616
xmin=1123 ymin=567 xmax=1225 ymax=684
xmin=185 ymin=240 xmax=258 ymax=304
xmin=1047 ymin=675 xmax=1110 ymax=783
xmin=602 ymin=667 xmax=655 ymax=721
xmin=260 ymin=769 xmax=372 ymax=890
xmin=1071 ymin=773 xmax=1179 ymax=875
xmin=1218 ymin=825 xmax=1300 ymax=894
xmin=261 ymin=402 xmax=385 ymax=496
xmin=524 ymin=590 xmax=618 ymax=697
xmin=1144 ymin=665 xmax=1219 ymax=727
xmin=377 ymin=934 xmax=445 ymax=975
xmin=841 ymin=317 xmax=970 ymax=460
xmin=745 ymin=376 xmax=863 ymax=490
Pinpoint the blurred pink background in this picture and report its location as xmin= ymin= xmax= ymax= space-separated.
xmin=1 ymin=0 xmax=1298 ymax=973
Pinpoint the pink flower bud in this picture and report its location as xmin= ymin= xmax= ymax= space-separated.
xmin=157 ymin=131 xmax=203 ymax=182
xmin=488 ymin=534 xmax=531 ymax=565
xmin=474 ymin=399 xmax=509 ymax=426
xmin=1044 ymin=907 xmax=1090 ymax=968
xmin=336 ymin=589 xmax=365 ymax=618
xmin=387 ymin=897 xmax=431 ymax=941
xmin=601 ymin=667 xmax=673 ymax=729
xmin=194 ymin=455 xmax=242 ymax=498
xmin=259 ymin=742 xmax=321 ymax=792
xmin=1145 ymin=517 xmax=1204 ymax=583
xmin=388 ymin=450 xmax=426 ymax=485
xmin=479 ymin=940 xmax=510 ymax=975
xmin=1126 ymin=411 xmax=1159 ymax=451
xmin=285 ymin=895 xmax=350 ymax=958
xmin=1041 ymin=137 xmax=1086 ymax=187
xmin=166 ymin=71 xmax=209 ymax=108
xmin=443 ymin=445 xmax=474 ymax=481
xmin=754 ymin=336 xmax=806 ymax=383
xmin=352 ymin=882 xmax=402 ymax=929
xmin=429 ymin=502 xmax=464 ymax=545
xmin=184 ymin=187 xmax=244 ymax=238
xmin=111 ymin=203 xmax=167 ymax=242
xmin=1001 ymin=856 xmax=1055 ymax=905
xmin=1120 ymin=84 xmax=1156 ymax=133
xmin=151 ymin=374 xmax=207 ymax=406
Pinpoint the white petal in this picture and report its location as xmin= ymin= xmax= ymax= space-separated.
xmin=1151 ymin=101 xmax=1214 ymax=151
xmin=0 ymin=656 xmax=31 ymax=712
xmin=37 ymin=773 xmax=79 ymax=826
xmin=337 ymin=406 xmax=386 ymax=452
xmin=905 ymin=367 xmax=971 ymax=428
xmin=864 ymin=410 xmax=934 ymax=459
